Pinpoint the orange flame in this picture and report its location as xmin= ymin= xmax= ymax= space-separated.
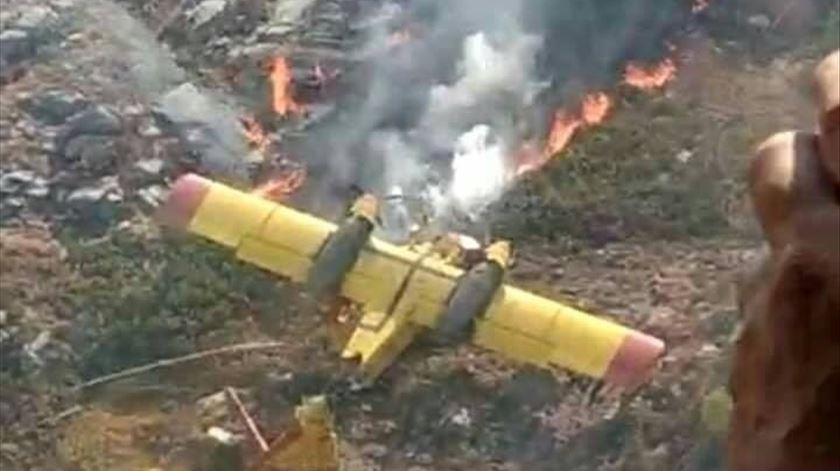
xmin=544 ymin=110 xmax=583 ymax=159
xmin=270 ymin=56 xmax=303 ymax=117
xmin=519 ymin=50 xmax=676 ymax=176
xmin=514 ymin=41 xmax=679 ymax=177
xmin=516 ymin=92 xmax=613 ymax=176
xmin=623 ymin=57 xmax=677 ymax=90
xmin=581 ymin=92 xmax=612 ymax=126
xmin=240 ymin=115 xmax=270 ymax=154
xmin=544 ymin=92 xmax=612 ymax=157
xmin=252 ymin=167 xmax=307 ymax=202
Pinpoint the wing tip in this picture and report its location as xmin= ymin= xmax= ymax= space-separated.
xmin=156 ymin=173 xmax=212 ymax=230
xmin=604 ymin=331 xmax=666 ymax=389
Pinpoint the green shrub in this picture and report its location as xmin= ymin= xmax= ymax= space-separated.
xmin=60 ymin=230 xmax=282 ymax=379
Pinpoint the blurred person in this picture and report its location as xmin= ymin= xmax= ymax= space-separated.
xmin=728 ymin=50 xmax=839 ymax=470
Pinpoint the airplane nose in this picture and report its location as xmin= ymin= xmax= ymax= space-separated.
xmin=604 ymin=332 xmax=666 ymax=389
xmin=156 ymin=173 xmax=212 ymax=230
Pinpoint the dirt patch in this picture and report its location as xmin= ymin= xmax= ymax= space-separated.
xmin=0 ymin=223 xmax=71 ymax=323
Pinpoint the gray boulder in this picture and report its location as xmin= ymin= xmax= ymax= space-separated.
xmin=130 ymin=158 xmax=166 ymax=185
xmin=0 ymin=170 xmax=50 ymax=198
xmin=0 ymin=5 xmax=60 ymax=67
xmin=154 ymin=83 xmax=249 ymax=180
xmin=67 ymin=105 xmax=122 ymax=135
xmin=0 ymin=170 xmax=37 ymax=194
xmin=56 ymin=106 xmax=123 ymax=161
xmin=14 ymin=5 xmax=59 ymax=34
xmin=19 ymin=90 xmax=90 ymax=125
xmin=0 ymin=29 xmax=35 ymax=65
xmin=63 ymin=135 xmax=117 ymax=173
xmin=184 ymin=0 xmax=231 ymax=30
xmin=136 ymin=184 xmax=166 ymax=209
xmin=272 ymin=0 xmax=318 ymax=27
xmin=65 ymin=176 xmax=124 ymax=227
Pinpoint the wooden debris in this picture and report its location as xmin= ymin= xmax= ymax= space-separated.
xmin=75 ymin=342 xmax=287 ymax=391
xmin=254 ymin=396 xmax=339 ymax=471
xmin=225 ymin=387 xmax=270 ymax=453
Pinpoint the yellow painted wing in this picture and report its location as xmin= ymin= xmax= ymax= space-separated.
xmin=159 ymin=174 xmax=665 ymax=387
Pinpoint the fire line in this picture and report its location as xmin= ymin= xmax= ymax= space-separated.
xmin=271 ymin=56 xmax=304 ymax=117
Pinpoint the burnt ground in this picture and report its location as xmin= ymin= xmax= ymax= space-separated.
xmin=0 ymin=0 xmax=838 ymax=470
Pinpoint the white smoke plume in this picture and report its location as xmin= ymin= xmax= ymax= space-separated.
xmin=383 ymin=34 xmax=541 ymax=237
xmin=330 ymin=1 xmax=545 ymax=240
xmin=448 ymin=124 xmax=510 ymax=216
xmin=419 ymin=32 xmax=542 ymax=152
xmin=302 ymin=0 xmax=735 ymax=235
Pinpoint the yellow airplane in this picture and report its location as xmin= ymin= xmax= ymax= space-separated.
xmin=157 ymin=173 xmax=665 ymax=389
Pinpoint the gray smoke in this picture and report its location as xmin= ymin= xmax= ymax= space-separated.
xmin=78 ymin=0 xmax=184 ymax=97
xmin=76 ymin=0 xmax=252 ymax=181
xmin=154 ymin=83 xmax=253 ymax=179
xmin=302 ymin=0 xmax=740 ymax=234
xmin=304 ymin=0 xmax=545 ymax=238
xmin=418 ymin=31 xmax=542 ymax=153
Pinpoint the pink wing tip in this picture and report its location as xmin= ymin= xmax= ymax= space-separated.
xmin=156 ymin=173 xmax=211 ymax=230
xmin=604 ymin=332 xmax=666 ymax=389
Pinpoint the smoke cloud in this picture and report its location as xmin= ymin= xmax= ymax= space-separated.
xmin=418 ymin=31 xmax=542 ymax=153
xmin=297 ymin=0 xmax=744 ymax=237
xmin=448 ymin=124 xmax=510 ymax=216
xmin=301 ymin=0 xmax=547 ymax=237
xmin=78 ymin=0 xmax=252 ymax=181
xmin=372 ymin=28 xmax=542 ymax=228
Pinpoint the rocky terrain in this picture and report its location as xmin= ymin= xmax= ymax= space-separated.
xmin=0 ymin=0 xmax=837 ymax=470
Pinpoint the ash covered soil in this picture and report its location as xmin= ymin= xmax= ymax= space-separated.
xmin=0 ymin=0 xmax=838 ymax=470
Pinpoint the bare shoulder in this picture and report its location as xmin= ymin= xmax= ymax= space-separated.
xmin=750 ymin=131 xmax=815 ymax=190
xmin=748 ymin=130 xmax=828 ymax=249
xmin=751 ymin=131 xmax=829 ymax=201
